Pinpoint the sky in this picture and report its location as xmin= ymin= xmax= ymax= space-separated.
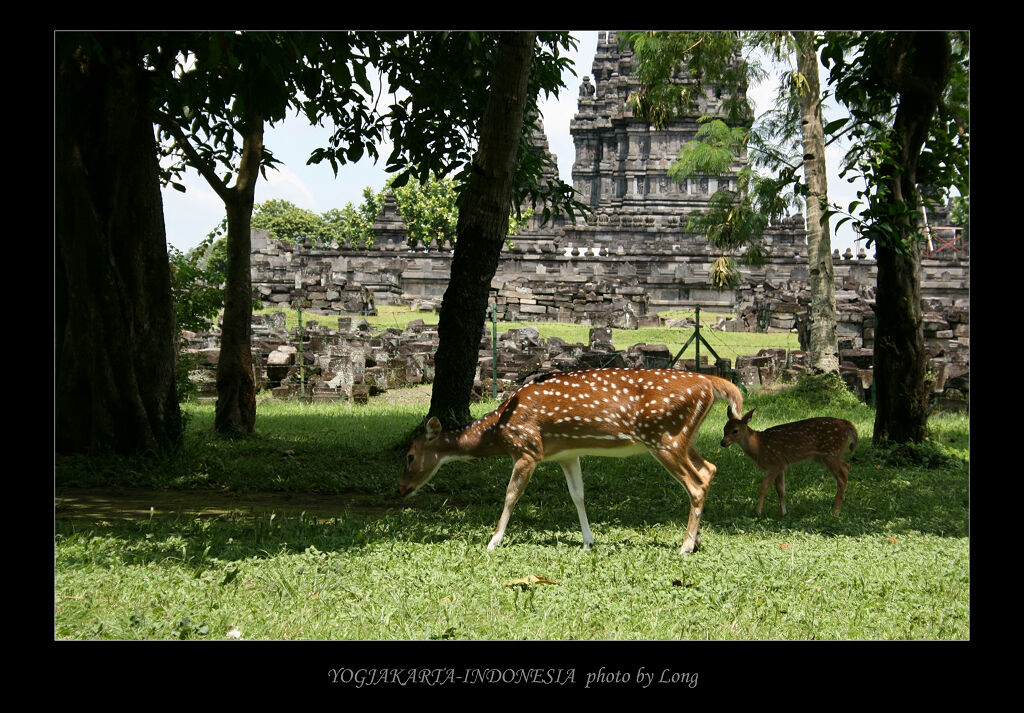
xmin=161 ymin=31 xmax=868 ymax=259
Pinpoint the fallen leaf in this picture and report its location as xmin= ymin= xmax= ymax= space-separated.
xmin=505 ymin=574 xmax=559 ymax=589
xmin=780 ymin=543 xmax=791 ymax=550
xmin=888 ymin=537 xmax=898 ymax=543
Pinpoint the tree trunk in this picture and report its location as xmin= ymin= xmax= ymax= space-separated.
xmin=214 ymin=113 xmax=264 ymax=436
xmin=428 ymin=32 xmax=536 ymax=429
xmin=871 ymin=32 xmax=952 ymax=445
xmin=873 ymin=241 xmax=928 ymax=443
xmin=795 ymin=32 xmax=839 ymax=374
xmin=55 ymin=35 xmax=182 ymax=455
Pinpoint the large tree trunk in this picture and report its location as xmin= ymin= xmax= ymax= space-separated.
xmin=795 ymin=32 xmax=839 ymax=374
xmin=871 ymin=32 xmax=952 ymax=444
xmin=873 ymin=240 xmax=928 ymax=443
xmin=428 ymin=32 xmax=536 ymax=429
xmin=55 ymin=34 xmax=182 ymax=455
xmin=214 ymin=113 xmax=264 ymax=436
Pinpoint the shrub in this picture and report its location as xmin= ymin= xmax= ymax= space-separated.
xmin=779 ymin=371 xmax=864 ymax=411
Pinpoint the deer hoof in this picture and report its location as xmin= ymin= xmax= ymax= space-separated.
xmin=679 ymin=535 xmax=702 ymax=555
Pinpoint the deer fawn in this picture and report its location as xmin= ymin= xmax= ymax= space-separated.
xmin=399 ymin=368 xmax=744 ymax=554
xmin=720 ymin=409 xmax=858 ymax=516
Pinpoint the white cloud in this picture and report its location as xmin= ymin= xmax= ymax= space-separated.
xmin=259 ymin=164 xmax=317 ymax=208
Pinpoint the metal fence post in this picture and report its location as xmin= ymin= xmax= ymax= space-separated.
xmin=491 ymin=299 xmax=499 ymax=400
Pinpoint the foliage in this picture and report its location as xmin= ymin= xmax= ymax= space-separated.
xmin=869 ymin=436 xmax=966 ymax=470
xmin=167 ymin=241 xmax=227 ymax=406
xmin=207 ymin=175 xmax=532 ymax=253
xmin=949 ymin=195 xmax=969 ymax=242
xmin=207 ymin=194 xmax=388 ymax=250
xmin=391 ymin=174 xmax=459 ymax=248
xmin=168 ymin=244 xmax=225 ymax=333
xmin=365 ymin=32 xmax=590 ymax=226
xmin=249 ymin=199 xmax=339 ymax=246
xmin=390 ymin=174 xmax=532 ymax=248
xmin=668 ymin=117 xmax=797 ymax=262
xmin=152 ymin=32 xmax=390 ymax=195
xmin=203 ymin=235 xmax=228 ymax=278
xmin=819 ymin=31 xmax=970 ymax=252
xmin=708 ymin=256 xmax=739 ymax=289
xmin=323 ymin=187 xmax=385 ymax=249
xmin=623 ymin=31 xmax=755 ymax=128
xmin=781 ymin=371 xmax=866 ymax=412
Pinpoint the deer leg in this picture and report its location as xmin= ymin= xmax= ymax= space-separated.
xmin=487 ymin=457 xmax=536 ymax=550
xmin=655 ymin=447 xmax=716 ymax=555
xmin=755 ymin=469 xmax=780 ymax=516
xmin=775 ymin=471 xmax=787 ymax=517
xmin=558 ymin=457 xmax=594 ymax=549
xmin=684 ymin=448 xmax=716 ymax=553
xmin=688 ymin=446 xmax=717 ymax=483
xmin=827 ymin=458 xmax=850 ymax=516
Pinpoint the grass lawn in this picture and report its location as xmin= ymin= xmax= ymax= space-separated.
xmin=55 ymin=373 xmax=969 ymax=642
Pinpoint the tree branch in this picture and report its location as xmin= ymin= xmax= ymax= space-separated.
xmin=153 ymin=109 xmax=233 ymax=204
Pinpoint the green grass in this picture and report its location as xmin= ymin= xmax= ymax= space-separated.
xmin=55 ymin=376 xmax=969 ymax=641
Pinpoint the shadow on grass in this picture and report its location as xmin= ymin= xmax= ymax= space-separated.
xmin=56 ymin=448 xmax=968 ymax=570
xmin=56 ymin=406 xmax=968 ymax=560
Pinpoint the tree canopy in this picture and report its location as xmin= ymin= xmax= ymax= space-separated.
xmin=820 ymin=31 xmax=969 ymax=444
xmin=820 ymin=31 xmax=969 ymax=252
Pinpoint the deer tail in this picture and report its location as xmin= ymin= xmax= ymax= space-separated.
xmin=711 ymin=376 xmax=744 ymax=420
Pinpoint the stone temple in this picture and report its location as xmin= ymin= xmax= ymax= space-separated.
xmin=249 ymin=31 xmax=968 ymax=395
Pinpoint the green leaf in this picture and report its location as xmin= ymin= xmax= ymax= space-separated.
xmin=391 ymin=170 xmax=411 ymax=190
xmin=823 ymin=118 xmax=848 ymax=135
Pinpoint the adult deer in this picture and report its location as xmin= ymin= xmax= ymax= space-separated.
xmin=399 ymin=368 xmax=743 ymax=554
xmin=720 ymin=409 xmax=858 ymax=516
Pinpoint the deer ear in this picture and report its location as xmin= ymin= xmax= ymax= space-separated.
xmin=742 ymin=408 xmax=756 ymax=423
xmin=425 ymin=417 xmax=442 ymax=441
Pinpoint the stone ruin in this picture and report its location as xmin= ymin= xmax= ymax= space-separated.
xmin=180 ymin=299 xmax=966 ymax=412
xmin=180 ymin=312 xmax=823 ymax=405
xmin=226 ymin=31 xmax=968 ymax=409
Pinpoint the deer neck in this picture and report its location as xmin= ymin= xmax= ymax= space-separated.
xmin=739 ymin=430 xmax=763 ymax=459
xmin=442 ymin=409 xmax=508 ymax=459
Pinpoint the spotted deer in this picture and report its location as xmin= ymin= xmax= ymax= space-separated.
xmin=719 ymin=409 xmax=858 ymax=516
xmin=398 ymin=368 xmax=744 ymax=554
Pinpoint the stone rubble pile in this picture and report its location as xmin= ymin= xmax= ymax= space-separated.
xmin=726 ymin=277 xmax=969 ymax=410
xmin=181 ymin=297 xmax=967 ymax=411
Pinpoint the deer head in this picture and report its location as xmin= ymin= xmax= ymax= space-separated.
xmin=720 ymin=408 xmax=756 ymax=448
xmin=398 ymin=417 xmax=447 ymax=498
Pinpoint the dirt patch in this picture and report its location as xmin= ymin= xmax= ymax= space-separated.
xmin=54 ymin=488 xmax=405 ymax=523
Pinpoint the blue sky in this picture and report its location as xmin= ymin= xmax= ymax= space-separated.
xmin=161 ymin=31 xmax=867 ymax=258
